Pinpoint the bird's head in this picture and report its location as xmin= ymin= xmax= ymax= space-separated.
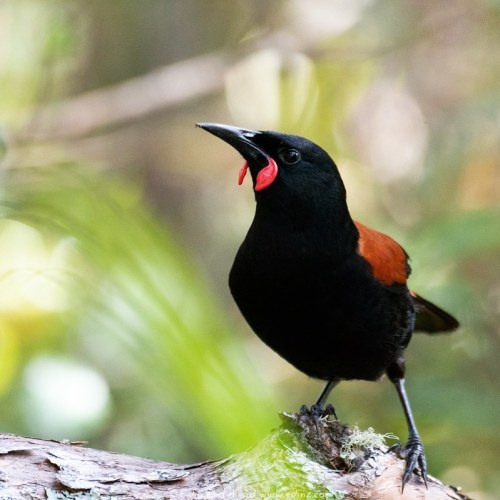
xmin=196 ymin=123 xmax=346 ymax=207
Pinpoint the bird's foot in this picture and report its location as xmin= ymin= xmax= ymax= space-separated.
xmin=388 ymin=434 xmax=428 ymax=491
xmin=299 ymin=403 xmax=337 ymax=435
xmin=299 ymin=403 xmax=338 ymax=420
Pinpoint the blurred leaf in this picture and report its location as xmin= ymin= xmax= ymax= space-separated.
xmin=0 ymin=164 xmax=282 ymax=459
xmin=411 ymin=210 xmax=500 ymax=264
xmin=0 ymin=320 xmax=19 ymax=394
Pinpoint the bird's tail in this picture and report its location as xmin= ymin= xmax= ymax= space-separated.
xmin=411 ymin=291 xmax=459 ymax=333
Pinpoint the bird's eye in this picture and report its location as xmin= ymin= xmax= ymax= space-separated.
xmin=279 ymin=148 xmax=301 ymax=165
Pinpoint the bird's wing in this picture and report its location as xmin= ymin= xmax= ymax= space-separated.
xmin=354 ymin=221 xmax=410 ymax=286
xmin=354 ymin=221 xmax=459 ymax=333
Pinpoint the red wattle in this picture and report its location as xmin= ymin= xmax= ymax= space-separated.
xmin=255 ymin=158 xmax=278 ymax=191
xmin=238 ymin=162 xmax=249 ymax=185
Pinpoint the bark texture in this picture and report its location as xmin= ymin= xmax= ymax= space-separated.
xmin=0 ymin=413 xmax=470 ymax=499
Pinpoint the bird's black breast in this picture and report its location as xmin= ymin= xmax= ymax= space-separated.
xmin=229 ymin=233 xmax=414 ymax=382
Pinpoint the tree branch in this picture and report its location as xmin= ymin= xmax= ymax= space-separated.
xmin=19 ymin=52 xmax=229 ymax=142
xmin=0 ymin=413 xmax=469 ymax=499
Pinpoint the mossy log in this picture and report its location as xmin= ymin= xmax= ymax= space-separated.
xmin=0 ymin=413 xmax=469 ymax=499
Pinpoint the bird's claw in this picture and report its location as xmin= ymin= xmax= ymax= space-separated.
xmin=388 ymin=435 xmax=428 ymax=491
xmin=321 ymin=403 xmax=338 ymax=420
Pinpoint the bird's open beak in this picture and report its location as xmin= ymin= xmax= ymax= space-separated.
xmin=196 ymin=122 xmax=278 ymax=191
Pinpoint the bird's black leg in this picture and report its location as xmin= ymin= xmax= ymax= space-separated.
xmin=315 ymin=379 xmax=339 ymax=409
xmin=387 ymin=358 xmax=428 ymax=491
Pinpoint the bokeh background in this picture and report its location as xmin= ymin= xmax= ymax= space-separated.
xmin=1 ymin=1 xmax=499 ymax=497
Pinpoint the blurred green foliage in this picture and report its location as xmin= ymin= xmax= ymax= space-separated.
xmin=0 ymin=0 xmax=499 ymax=497
xmin=0 ymin=165 xmax=279 ymax=460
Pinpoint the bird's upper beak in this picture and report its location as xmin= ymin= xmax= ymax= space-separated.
xmin=196 ymin=123 xmax=266 ymax=165
xmin=196 ymin=122 xmax=278 ymax=191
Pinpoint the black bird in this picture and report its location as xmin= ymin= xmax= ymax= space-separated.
xmin=197 ymin=122 xmax=459 ymax=488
